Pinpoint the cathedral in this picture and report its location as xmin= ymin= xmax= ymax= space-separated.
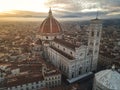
xmin=36 ymin=8 xmax=102 ymax=83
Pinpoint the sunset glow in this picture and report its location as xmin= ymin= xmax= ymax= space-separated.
xmin=0 ymin=0 xmax=119 ymax=20
xmin=0 ymin=0 xmax=48 ymax=13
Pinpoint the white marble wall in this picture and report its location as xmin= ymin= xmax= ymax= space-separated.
xmin=47 ymin=44 xmax=91 ymax=79
xmin=51 ymin=41 xmax=75 ymax=57
xmin=88 ymin=20 xmax=102 ymax=71
xmin=36 ymin=35 xmax=62 ymax=41
xmin=7 ymin=81 xmax=45 ymax=90
xmin=45 ymin=74 xmax=61 ymax=87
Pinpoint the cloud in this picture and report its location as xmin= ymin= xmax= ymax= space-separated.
xmin=0 ymin=0 xmax=120 ymax=20
xmin=44 ymin=0 xmax=120 ymax=19
xmin=0 ymin=10 xmax=47 ymax=18
xmin=107 ymin=12 xmax=120 ymax=16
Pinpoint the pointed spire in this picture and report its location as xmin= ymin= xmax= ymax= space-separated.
xmin=49 ymin=7 xmax=52 ymax=17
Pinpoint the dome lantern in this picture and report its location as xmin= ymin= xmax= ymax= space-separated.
xmin=49 ymin=7 xmax=52 ymax=17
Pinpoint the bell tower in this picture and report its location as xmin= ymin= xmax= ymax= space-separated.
xmin=88 ymin=18 xmax=102 ymax=71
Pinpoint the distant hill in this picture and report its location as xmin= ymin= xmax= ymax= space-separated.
xmin=61 ymin=19 xmax=120 ymax=31
xmin=102 ymin=19 xmax=120 ymax=27
xmin=62 ymin=18 xmax=119 ymax=25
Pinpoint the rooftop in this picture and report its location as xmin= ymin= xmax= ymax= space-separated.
xmin=44 ymin=69 xmax=61 ymax=77
xmin=95 ymin=69 xmax=120 ymax=89
xmin=50 ymin=46 xmax=74 ymax=60
xmin=54 ymin=38 xmax=78 ymax=50
xmin=5 ymin=73 xmax=44 ymax=87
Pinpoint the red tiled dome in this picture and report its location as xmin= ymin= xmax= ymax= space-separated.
xmin=39 ymin=8 xmax=62 ymax=35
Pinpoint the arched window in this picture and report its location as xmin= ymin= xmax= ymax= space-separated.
xmin=72 ymin=73 xmax=74 ymax=78
xmin=91 ymin=31 xmax=94 ymax=36
xmin=97 ymin=31 xmax=99 ymax=37
xmin=46 ymin=36 xmax=48 ymax=39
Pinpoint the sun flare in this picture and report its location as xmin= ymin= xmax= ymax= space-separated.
xmin=0 ymin=0 xmax=49 ymax=13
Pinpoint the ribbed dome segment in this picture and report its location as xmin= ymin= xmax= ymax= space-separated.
xmin=39 ymin=8 xmax=62 ymax=35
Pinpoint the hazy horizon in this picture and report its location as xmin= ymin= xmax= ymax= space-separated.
xmin=0 ymin=0 xmax=120 ymax=21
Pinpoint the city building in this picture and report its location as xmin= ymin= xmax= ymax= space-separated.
xmin=93 ymin=66 xmax=120 ymax=90
xmin=0 ymin=69 xmax=5 ymax=83
xmin=0 ymin=57 xmax=61 ymax=90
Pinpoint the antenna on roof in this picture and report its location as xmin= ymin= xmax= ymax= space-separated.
xmin=96 ymin=10 xmax=98 ymax=19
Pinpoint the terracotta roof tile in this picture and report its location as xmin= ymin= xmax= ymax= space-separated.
xmin=39 ymin=9 xmax=62 ymax=35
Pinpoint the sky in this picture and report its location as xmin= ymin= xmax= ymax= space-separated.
xmin=0 ymin=0 xmax=120 ymax=21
